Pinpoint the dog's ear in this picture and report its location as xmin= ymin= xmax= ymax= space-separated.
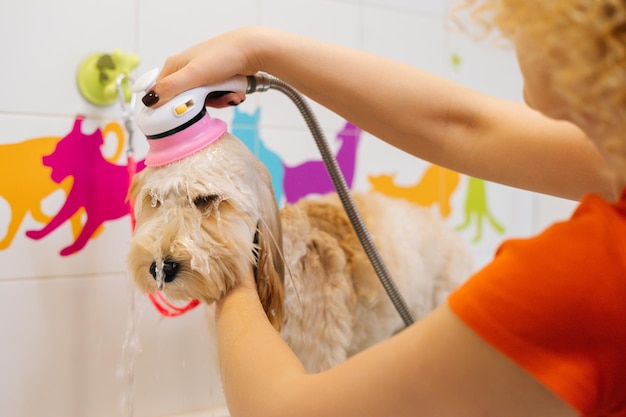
xmin=254 ymin=164 xmax=285 ymax=331
xmin=256 ymin=224 xmax=284 ymax=331
xmin=127 ymin=170 xmax=143 ymax=205
xmin=228 ymin=132 xmax=285 ymax=330
xmin=127 ymin=170 xmax=149 ymax=228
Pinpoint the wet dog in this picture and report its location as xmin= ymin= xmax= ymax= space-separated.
xmin=127 ymin=132 xmax=473 ymax=372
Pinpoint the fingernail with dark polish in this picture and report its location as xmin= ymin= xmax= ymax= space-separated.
xmin=142 ymin=91 xmax=159 ymax=107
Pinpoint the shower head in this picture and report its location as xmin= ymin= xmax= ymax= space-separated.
xmin=132 ymin=68 xmax=252 ymax=167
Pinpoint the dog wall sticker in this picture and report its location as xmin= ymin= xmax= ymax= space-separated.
xmin=0 ymin=120 xmax=133 ymax=253
xmin=232 ymin=108 xmax=362 ymax=205
xmin=232 ymin=107 xmax=285 ymax=204
xmin=0 ymin=136 xmax=75 ymax=250
xmin=369 ymin=168 xmax=505 ymax=243
xmin=24 ymin=115 xmax=145 ymax=256
xmin=282 ymin=122 xmax=361 ymax=204
xmin=368 ymin=165 xmax=461 ymax=218
xmin=455 ymin=176 xmax=505 ymax=242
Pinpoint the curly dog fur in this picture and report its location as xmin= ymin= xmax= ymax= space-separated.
xmin=127 ymin=132 xmax=473 ymax=372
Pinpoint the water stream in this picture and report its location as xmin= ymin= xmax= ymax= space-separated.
xmin=118 ymin=280 xmax=143 ymax=417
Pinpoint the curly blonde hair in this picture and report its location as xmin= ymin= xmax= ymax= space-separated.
xmin=456 ymin=0 xmax=626 ymax=184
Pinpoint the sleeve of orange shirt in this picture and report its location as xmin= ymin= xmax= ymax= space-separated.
xmin=448 ymin=193 xmax=626 ymax=416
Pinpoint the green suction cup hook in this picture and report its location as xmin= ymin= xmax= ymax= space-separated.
xmin=77 ymin=49 xmax=140 ymax=106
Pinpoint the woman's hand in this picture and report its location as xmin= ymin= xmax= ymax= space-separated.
xmin=141 ymin=26 xmax=267 ymax=108
xmin=215 ymin=267 xmax=259 ymax=318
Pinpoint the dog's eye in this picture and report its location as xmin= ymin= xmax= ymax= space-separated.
xmin=194 ymin=194 xmax=220 ymax=210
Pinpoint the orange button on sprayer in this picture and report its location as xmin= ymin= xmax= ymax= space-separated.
xmin=174 ymin=104 xmax=187 ymax=115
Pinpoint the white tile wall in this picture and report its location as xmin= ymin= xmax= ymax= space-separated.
xmin=0 ymin=0 xmax=136 ymax=119
xmin=363 ymin=0 xmax=449 ymax=16
xmin=362 ymin=4 xmax=447 ymax=73
xmin=0 ymin=274 xmax=224 ymax=417
xmin=0 ymin=0 xmax=576 ymax=416
xmin=136 ymin=0 xmax=259 ymax=66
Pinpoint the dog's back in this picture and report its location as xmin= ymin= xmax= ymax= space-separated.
xmin=278 ymin=192 xmax=473 ymax=371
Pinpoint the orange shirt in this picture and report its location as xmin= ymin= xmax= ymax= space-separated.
xmin=449 ymin=190 xmax=626 ymax=416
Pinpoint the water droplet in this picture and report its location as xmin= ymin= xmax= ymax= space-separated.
xmin=149 ymin=189 xmax=164 ymax=208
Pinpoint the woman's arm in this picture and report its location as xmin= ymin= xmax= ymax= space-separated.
xmin=153 ymin=26 xmax=616 ymax=200
xmin=214 ymin=270 xmax=577 ymax=417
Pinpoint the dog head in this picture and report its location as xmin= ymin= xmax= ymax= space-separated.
xmin=127 ymin=133 xmax=284 ymax=329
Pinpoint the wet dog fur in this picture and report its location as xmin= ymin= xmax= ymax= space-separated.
xmin=127 ymin=132 xmax=473 ymax=372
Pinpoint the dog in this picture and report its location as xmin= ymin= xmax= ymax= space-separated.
xmin=127 ymin=132 xmax=474 ymax=372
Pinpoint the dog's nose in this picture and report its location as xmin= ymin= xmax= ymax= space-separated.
xmin=149 ymin=260 xmax=180 ymax=283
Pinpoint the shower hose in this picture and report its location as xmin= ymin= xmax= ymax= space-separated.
xmin=247 ymin=73 xmax=416 ymax=328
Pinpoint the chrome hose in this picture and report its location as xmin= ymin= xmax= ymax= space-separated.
xmin=247 ymin=73 xmax=416 ymax=327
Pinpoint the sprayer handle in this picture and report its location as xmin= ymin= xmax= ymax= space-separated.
xmin=133 ymin=67 xmax=248 ymax=97
xmin=133 ymin=68 xmax=251 ymax=137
